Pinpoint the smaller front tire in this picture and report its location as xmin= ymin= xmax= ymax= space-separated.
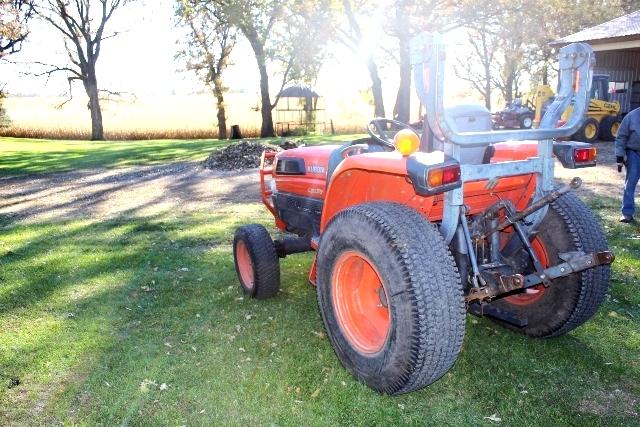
xmin=233 ymin=224 xmax=280 ymax=299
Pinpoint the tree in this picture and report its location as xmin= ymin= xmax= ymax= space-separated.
xmin=0 ymin=0 xmax=34 ymax=57
xmin=36 ymin=0 xmax=134 ymax=141
xmin=1 ymin=1 xmax=34 ymax=128
xmin=384 ymin=0 xmax=461 ymax=123
xmin=337 ymin=0 xmax=385 ymax=117
xmin=215 ymin=0 xmax=333 ymax=137
xmin=177 ymin=0 xmax=236 ymax=139
xmin=457 ymin=0 xmax=640 ymax=109
xmin=455 ymin=24 xmax=498 ymax=110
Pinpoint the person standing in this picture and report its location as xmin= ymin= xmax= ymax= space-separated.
xmin=615 ymin=107 xmax=640 ymax=223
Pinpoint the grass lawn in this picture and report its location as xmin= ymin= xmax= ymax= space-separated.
xmin=0 ymin=134 xmax=361 ymax=176
xmin=0 ymin=138 xmax=638 ymax=425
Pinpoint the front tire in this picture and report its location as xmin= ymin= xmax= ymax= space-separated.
xmin=574 ymin=117 xmax=600 ymax=143
xmin=233 ymin=224 xmax=280 ymax=299
xmin=491 ymin=193 xmax=611 ymax=337
xmin=317 ymin=202 xmax=465 ymax=394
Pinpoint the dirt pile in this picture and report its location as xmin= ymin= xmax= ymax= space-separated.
xmin=202 ymin=140 xmax=299 ymax=170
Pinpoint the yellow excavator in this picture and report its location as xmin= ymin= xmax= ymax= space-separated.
xmin=528 ymin=74 xmax=621 ymax=142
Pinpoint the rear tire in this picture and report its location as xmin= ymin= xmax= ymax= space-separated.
xmin=573 ymin=117 xmax=600 ymax=143
xmin=316 ymin=202 xmax=465 ymax=394
xmin=490 ymin=193 xmax=611 ymax=337
xmin=599 ymin=116 xmax=620 ymax=141
xmin=233 ymin=224 xmax=280 ymax=299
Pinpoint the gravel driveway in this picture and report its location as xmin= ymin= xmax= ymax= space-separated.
xmin=0 ymin=162 xmax=259 ymax=223
xmin=0 ymin=141 xmax=626 ymax=224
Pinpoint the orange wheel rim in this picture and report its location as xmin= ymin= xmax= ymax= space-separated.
xmin=504 ymin=237 xmax=550 ymax=306
xmin=236 ymin=240 xmax=254 ymax=290
xmin=331 ymin=251 xmax=390 ymax=354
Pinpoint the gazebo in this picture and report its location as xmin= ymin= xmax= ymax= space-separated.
xmin=275 ymin=85 xmax=326 ymax=135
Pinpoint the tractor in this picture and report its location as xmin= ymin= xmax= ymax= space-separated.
xmin=232 ymin=33 xmax=614 ymax=395
xmin=492 ymin=98 xmax=535 ymax=130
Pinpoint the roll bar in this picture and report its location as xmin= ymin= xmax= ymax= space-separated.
xmin=410 ymin=33 xmax=595 ymax=147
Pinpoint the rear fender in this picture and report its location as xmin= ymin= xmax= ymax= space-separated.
xmin=320 ymin=151 xmax=443 ymax=231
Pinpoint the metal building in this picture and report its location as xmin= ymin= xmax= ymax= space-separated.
xmin=552 ymin=10 xmax=640 ymax=115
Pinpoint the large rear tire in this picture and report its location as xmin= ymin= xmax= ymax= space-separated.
xmin=316 ymin=202 xmax=465 ymax=395
xmin=233 ymin=224 xmax=280 ymax=299
xmin=491 ymin=193 xmax=611 ymax=337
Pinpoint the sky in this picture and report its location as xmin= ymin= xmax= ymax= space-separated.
xmin=0 ymin=0 xmax=482 ymax=129
xmin=2 ymin=0 xmax=396 ymax=96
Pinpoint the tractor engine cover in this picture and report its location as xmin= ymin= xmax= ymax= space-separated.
xmin=271 ymin=145 xmax=337 ymax=235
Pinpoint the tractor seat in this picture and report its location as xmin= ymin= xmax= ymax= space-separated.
xmin=434 ymin=104 xmax=494 ymax=165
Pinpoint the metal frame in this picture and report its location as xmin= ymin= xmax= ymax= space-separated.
xmin=410 ymin=32 xmax=595 ymax=243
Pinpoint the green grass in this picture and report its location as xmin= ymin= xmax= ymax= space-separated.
xmin=0 ymin=139 xmax=638 ymax=425
xmin=0 ymin=199 xmax=638 ymax=426
xmin=0 ymin=134 xmax=362 ymax=176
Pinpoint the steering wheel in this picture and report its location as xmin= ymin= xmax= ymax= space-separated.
xmin=367 ymin=118 xmax=418 ymax=149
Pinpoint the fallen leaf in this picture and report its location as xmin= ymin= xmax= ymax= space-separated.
xmin=159 ymin=383 xmax=168 ymax=391
xmin=484 ymin=414 xmax=502 ymax=423
xmin=310 ymin=388 xmax=320 ymax=398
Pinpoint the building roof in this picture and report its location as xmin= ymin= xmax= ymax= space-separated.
xmin=552 ymin=10 xmax=640 ymax=45
xmin=277 ymin=85 xmax=320 ymax=98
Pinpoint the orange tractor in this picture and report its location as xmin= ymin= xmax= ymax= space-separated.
xmin=233 ymin=33 xmax=614 ymax=395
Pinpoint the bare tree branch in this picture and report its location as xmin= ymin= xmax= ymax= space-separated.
xmin=35 ymin=0 xmax=134 ymax=140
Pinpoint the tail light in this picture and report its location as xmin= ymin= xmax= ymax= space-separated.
xmin=427 ymin=164 xmax=461 ymax=189
xmin=553 ymin=141 xmax=597 ymax=169
xmin=406 ymin=154 xmax=462 ymax=196
xmin=573 ymin=147 xmax=596 ymax=163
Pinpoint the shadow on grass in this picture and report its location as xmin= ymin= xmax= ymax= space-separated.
xmin=0 ymin=134 xmax=363 ymax=177
xmin=0 ymin=139 xmax=230 ymax=176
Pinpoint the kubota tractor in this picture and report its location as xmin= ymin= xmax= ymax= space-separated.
xmin=233 ymin=33 xmax=614 ymax=395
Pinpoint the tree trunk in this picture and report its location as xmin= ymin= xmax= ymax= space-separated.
xmin=393 ymin=34 xmax=411 ymax=123
xmin=484 ymin=63 xmax=492 ymax=111
xmin=84 ymin=73 xmax=104 ymax=141
xmin=213 ymin=76 xmax=227 ymax=140
xmin=366 ymin=55 xmax=385 ymax=117
xmin=257 ymin=60 xmax=275 ymax=137
xmin=505 ymin=72 xmax=515 ymax=104
xmin=392 ymin=1 xmax=411 ymax=124
xmin=243 ymin=28 xmax=275 ymax=138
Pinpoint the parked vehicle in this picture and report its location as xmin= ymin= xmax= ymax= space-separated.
xmin=498 ymin=75 xmax=621 ymax=142
xmin=233 ymin=33 xmax=613 ymax=395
